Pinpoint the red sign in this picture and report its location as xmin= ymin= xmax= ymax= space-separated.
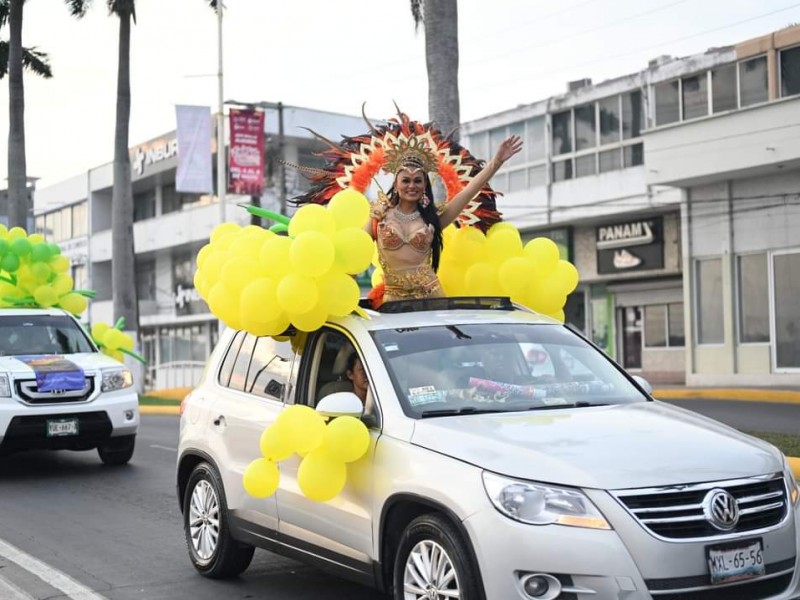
xmin=228 ymin=108 xmax=265 ymax=195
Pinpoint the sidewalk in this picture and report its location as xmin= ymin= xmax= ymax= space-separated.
xmin=652 ymin=386 xmax=800 ymax=405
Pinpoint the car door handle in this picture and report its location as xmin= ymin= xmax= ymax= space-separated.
xmin=213 ymin=415 xmax=226 ymax=427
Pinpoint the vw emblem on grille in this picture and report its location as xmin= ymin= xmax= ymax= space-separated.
xmin=703 ymin=488 xmax=740 ymax=531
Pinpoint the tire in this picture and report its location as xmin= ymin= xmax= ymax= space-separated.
xmin=393 ymin=513 xmax=483 ymax=600
xmin=183 ymin=462 xmax=254 ymax=579
xmin=97 ymin=434 xmax=136 ymax=466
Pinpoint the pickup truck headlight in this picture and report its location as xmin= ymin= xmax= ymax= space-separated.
xmin=482 ymin=472 xmax=611 ymax=530
xmin=784 ymin=456 xmax=799 ymax=506
xmin=0 ymin=374 xmax=11 ymax=397
xmin=101 ymin=367 xmax=133 ymax=392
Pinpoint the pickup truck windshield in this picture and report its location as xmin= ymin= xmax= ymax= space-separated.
xmin=372 ymin=323 xmax=648 ymax=417
xmin=0 ymin=315 xmax=95 ymax=356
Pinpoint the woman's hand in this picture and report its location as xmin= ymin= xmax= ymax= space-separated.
xmin=494 ymin=135 xmax=523 ymax=165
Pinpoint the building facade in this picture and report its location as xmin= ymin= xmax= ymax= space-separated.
xmin=463 ymin=23 xmax=800 ymax=386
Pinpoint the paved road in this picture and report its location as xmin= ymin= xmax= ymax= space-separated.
xmin=661 ymin=398 xmax=800 ymax=436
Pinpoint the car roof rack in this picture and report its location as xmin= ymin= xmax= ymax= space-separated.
xmin=372 ymin=296 xmax=515 ymax=314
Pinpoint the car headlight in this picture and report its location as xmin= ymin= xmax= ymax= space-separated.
xmin=482 ymin=471 xmax=611 ymax=530
xmin=0 ymin=374 xmax=10 ymax=397
xmin=101 ymin=367 xmax=133 ymax=392
xmin=784 ymin=456 xmax=799 ymax=506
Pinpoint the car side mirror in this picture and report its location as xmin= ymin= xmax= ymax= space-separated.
xmin=316 ymin=392 xmax=364 ymax=418
xmin=632 ymin=375 xmax=653 ymax=395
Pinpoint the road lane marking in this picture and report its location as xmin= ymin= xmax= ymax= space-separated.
xmin=150 ymin=444 xmax=177 ymax=452
xmin=0 ymin=538 xmax=108 ymax=600
xmin=0 ymin=573 xmax=35 ymax=600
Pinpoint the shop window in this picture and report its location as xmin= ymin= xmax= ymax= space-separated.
xmin=575 ymin=154 xmax=596 ymax=178
xmin=72 ymin=202 xmax=88 ymax=237
xmin=622 ymin=90 xmax=643 ymax=139
xmin=135 ymin=259 xmax=156 ymax=301
xmin=780 ymin=45 xmax=800 ymax=98
xmin=696 ymin=258 xmax=724 ymax=344
xmin=739 ymin=56 xmax=768 ymax=107
xmin=711 ymin=64 xmax=737 ymax=113
xmin=623 ymin=143 xmax=644 ymax=167
xmin=551 ymin=111 xmax=572 ymax=155
xmin=574 ymin=104 xmax=596 ymax=151
xmin=525 ymin=117 xmax=545 ymax=162
xmin=246 ymin=336 xmax=294 ymax=400
xmin=71 ymin=264 xmax=88 ymax=291
xmin=737 ymin=253 xmax=769 ymax=343
xmin=668 ymin=303 xmax=685 ymax=346
xmin=644 ymin=305 xmax=667 ymax=347
xmin=654 ymin=80 xmax=680 ymax=126
xmin=552 ymin=158 xmax=573 ymax=182
xmin=772 ymin=252 xmax=800 ymax=369
xmin=133 ymin=190 xmax=156 ymax=222
xmin=599 ymin=148 xmax=621 ymax=173
xmin=599 ymin=96 xmax=621 ymax=145
xmin=682 ymin=73 xmax=708 ymax=120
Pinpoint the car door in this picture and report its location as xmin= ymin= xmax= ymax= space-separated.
xmin=209 ymin=331 xmax=297 ymax=535
xmin=275 ymin=327 xmax=380 ymax=570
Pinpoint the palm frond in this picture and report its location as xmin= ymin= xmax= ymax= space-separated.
xmin=0 ymin=42 xmax=53 ymax=79
xmin=410 ymin=0 xmax=423 ymax=31
xmin=207 ymin=0 xmax=221 ymax=9
xmin=106 ymin=0 xmax=136 ymax=23
xmin=0 ymin=0 xmax=9 ymax=29
xmin=64 ymin=0 xmax=92 ymax=18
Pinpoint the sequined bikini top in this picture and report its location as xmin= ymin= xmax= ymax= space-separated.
xmin=377 ymin=221 xmax=434 ymax=254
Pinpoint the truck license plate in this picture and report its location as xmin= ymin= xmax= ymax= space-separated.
xmin=707 ymin=539 xmax=764 ymax=585
xmin=46 ymin=418 xmax=79 ymax=437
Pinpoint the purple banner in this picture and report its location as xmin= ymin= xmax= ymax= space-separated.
xmin=16 ymin=355 xmax=85 ymax=392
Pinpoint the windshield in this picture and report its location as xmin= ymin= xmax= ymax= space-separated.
xmin=0 ymin=315 xmax=95 ymax=356
xmin=372 ymin=323 xmax=648 ymax=417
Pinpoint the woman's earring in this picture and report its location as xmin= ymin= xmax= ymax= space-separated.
xmin=420 ymin=194 xmax=431 ymax=208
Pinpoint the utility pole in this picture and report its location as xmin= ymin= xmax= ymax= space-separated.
xmin=216 ymin=1 xmax=225 ymax=225
xmin=278 ymin=101 xmax=287 ymax=216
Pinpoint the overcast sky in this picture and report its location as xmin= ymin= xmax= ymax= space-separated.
xmin=1 ymin=0 xmax=799 ymax=189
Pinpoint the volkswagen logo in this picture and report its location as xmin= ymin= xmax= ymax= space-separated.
xmin=703 ymin=488 xmax=740 ymax=531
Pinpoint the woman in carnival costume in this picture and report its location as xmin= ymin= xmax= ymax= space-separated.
xmin=292 ymin=109 xmax=522 ymax=305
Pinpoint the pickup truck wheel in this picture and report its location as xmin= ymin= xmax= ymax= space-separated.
xmin=183 ymin=462 xmax=254 ymax=579
xmin=97 ymin=434 xmax=135 ymax=465
xmin=393 ymin=513 xmax=482 ymax=600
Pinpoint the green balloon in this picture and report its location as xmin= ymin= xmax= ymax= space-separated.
xmin=10 ymin=238 xmax=31 ymax=257
xmin=1 ymin=253 xmax=20 ymax=273
xmin=30 ymin=243 xmax=52 ymax=263
xmin=48 ymin=243 xmax=61 ymax=257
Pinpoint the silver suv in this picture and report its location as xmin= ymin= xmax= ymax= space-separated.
xmin=177 ymin=298 xmax=800 ymax=599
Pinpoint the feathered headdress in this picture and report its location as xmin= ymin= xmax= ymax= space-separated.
xmin=290 ymin=106 xmax=502 ymax=232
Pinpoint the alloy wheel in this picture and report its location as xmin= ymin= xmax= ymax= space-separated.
xmin=403 ymin=539 xmax=460 ymax=599
xmin=189 ymin=479 xmax=220 ymax=561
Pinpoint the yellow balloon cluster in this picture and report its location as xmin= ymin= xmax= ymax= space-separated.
xmin=194 ymin=189 xmax=373 ymax=336
xmin=382 ymin=223 xmax=577 ymax=321
xmin=242 ymin=405 xmax=370 ymax=502
xmin=90 ymin=320 xmax=141 ymax=363
xmin=0 ymin=225 xmax=90 ymax=315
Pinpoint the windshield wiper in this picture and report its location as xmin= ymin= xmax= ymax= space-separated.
xmin=524 ymin=401 xmax=611 ymax=411
xmin=418 ymin=406 xmax=502 ymax=418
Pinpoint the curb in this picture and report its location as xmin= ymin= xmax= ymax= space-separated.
xmin=139 ymin=405 xmax=179 ymax=415
xmin=653 ymin=389 xmax=800 ymax=404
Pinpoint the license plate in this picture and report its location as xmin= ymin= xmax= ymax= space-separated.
xmin=46 ymin=418 xmax=79 ymax=437
xmin=706 ymin=539 xmax=765 ymax=585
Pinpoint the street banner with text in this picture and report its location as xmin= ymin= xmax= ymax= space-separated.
xmin=175 ymin=105 xmax=213 ymax=194
xmin=228 ymin=108 xmax=265 ymax=195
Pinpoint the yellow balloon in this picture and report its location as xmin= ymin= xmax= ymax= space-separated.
xmin=240 ymin=277 xmax=281 ymax=317
xmin=31 ymin=262 xmax=52 ymax=283
xmin=118 ymin=333 xmax=134 ymax=352
xmin=277 ymin=274 xmax=319 ymax=315
xmin=486 ymin=228 xmax=523 ymax=264
xmin=199 ymin=249 xmax=229 ymax=285
xmin=446 ymin=226 xmax=486 ymax=266
xmin=276 ymin=405 xmax=326 ymax=455
xmin=288 ymin=204 xmax=336 ymax=238
xmin=221 ymin=256 xmax=259 ymax=294
xmin=196 ymin=244 xmax=213 ymax=269
xmin=58 ymin=292 xmax=88 ymax=315
xmin=464 ymin=262 xmax=500 ymax=296
xmin=321 ymin=416 xmax=370 ymax=463
xmin=334 ymin=228 xmax=375 ymax=274
xmin=524 ymin=238 xmax=560 ymax=276
xmin=33 ymin=285 xmax=58 ymax=308
xmin=210 ymin=222 xmax=240 ymax=244
xmin=242 ymin=458 xmax=280 ymax=498
xmin=7 ymin=227 xmax=26 ymax=241
xmin=50 ymin=255 xmax=70 ymax=273
xmin=52 ymin=273 xmax=74 ymax=295
xmin=546 ymin=309 xmax=566 ymax=322
xmin=526 ymin=279 xmax=567 ymax=315
xmin=291 ymin=304 xmax=329 ymax=332
xmin=208 ymin=282 xmax=243 ymax=329
xmin=554 ymin=260 xmax=580 ymax=294
xmin=91 ymin=322 xmax=111 ymax=341
xmin=329 ymin=188 xmax=371 ymax=230
xmin=103 ymin=328 xmax=125 ymax=351
xmin=318 ymin=271 xmax=360 ymax=317
xmin=437 ymin=261 xmax=466 ymax=296
xmin=370 ymin=268 xmax=384 ymax=287
xmin=499 ymin=257 xmax=536 ymax=297
xmin=259 ymin=235 xmax=293 ymax=280
xmin=486 ymin=222 xmax=518 ymax=238
xmin=290 ymin=231 xmax=335 ymax=277
xmin=230 ymin=230 xmax=270 ymax=258
xmin=260 ymin=424 xmax=295 ymax=461
xmin=297 ymin=451 xmax=347 ymax=502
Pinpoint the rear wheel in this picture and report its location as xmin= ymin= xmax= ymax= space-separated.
xmin=183 ymin=462 xmax=254 ymax=578
xmin=97 ymin=434 xmax=135 ymax=465
xmin=393 ymin=513 xmax=482 ymax=600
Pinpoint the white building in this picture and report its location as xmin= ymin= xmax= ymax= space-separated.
xmin=463 ymin=23 xmax=800 ymax=386
xmin=34 ymin=105 xmax=368 ymax=390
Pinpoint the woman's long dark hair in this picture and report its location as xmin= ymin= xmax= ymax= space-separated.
xmin=387 ymin=173 xmax=444 ymax=271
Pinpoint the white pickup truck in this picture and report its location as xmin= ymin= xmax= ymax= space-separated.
xmin=0 ymin=308 xmax=139 ymax=465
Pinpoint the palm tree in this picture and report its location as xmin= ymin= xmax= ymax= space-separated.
xmin=410 ymin=0 xmax=460 ymax=142
xmin=2 ymin=0 xmax=88 ymax=230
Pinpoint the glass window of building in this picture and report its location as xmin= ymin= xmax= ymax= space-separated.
xmin=489 ymin=126 xmax=507 ymax=157
xmin=644 ymin=305 xmax=667 ymax=347
xmin=574 ymin=104 xmax=596 ymax=151
xmin=668 ymin=303 xmax=685 ymax=346
xmin=469 ymin=132 xmax=489 ymax=162
xmin=599 ymin=148 xmax=621 ymax=173
xmin=247 ymin=336 xmax=294 ymax=400
xmin=506 ymin=122 xmax=525 ymax=167
xmin=508 ymin=169 xmax=527 ymax=192
xmin=51 ymin=209 xmax=63 ymax=242
xmin=623 ymin=143 xmax=644 ymax=167
xmin=780 ymin=45 xmax=800 ymax=98
xmin=739 ymin=56 xmax=768 ymax=107
xmin=528 ymin=165 xmax=547 ymax=187
xmin=599 ymin=96 xmax=621 ymax=145
xmin=696 ymin=258 xmax=724 ymax=344
xmin=525 ymin=117 xmax=545 ymax=161
xmin=654 ymin=80 xmax=680 ymax=125
xmin=35 ymin=215 xmax=45 ymax=236
xmin=682 ymin=73 xmax=708 ymax=120
xmin=72 ymin=264 xmax=88 ymax=291
xmin=773 ymin=252 xmax=800 ymax=368
xmin=133 ymin=190 xmax=156 ymax=222
xmin=135 ymin=259 xmax=157 ymax=301
xmin=72 ymin=202 xmax=88 ymax=237
xmin=551 ymin=111 xmax=572 ymax=155
xmin=44 ymin=212 xmax=55 ymax=240
xmin=490 ymin=172 xmax=508 ymax=193
xmin=711 ymin=63 xmax=737 ymax=113
xmin=60 ymin=206 xmax=73 ymax=240
xmin=575 ymin=154 xmax=596 ymax=178
xmin=622 ymin=90 xmax=643 ymax=139
xmin=737 ymin=253 xmax=769 ymax=343
xmin=552 ymin=158 xmax=573 ymax=182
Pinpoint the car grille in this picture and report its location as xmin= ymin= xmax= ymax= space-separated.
xmin=1 ymin=411 xmax=112 ymax=451
xmin=647 ymin=571 xmax=793 ymax=599
xmin=14 ymin=376 xmax=95 ymax=404
xmin=612 ymin=474 xmax=788 ymax=540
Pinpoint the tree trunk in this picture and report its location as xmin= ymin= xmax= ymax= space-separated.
xmin=7 ymin=0 xmax=28 ymax=230
xmin=111 ymin=9 xmax=139 ymax=341
xmin=423 ymin=0 xmax=460 ymax=143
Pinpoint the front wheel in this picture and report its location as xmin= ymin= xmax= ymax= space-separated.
xmin=393 ymin=513 xmax=483 ymax=600
xmin=98 ymin=434 xmax=135 ymax=465
xmin=183 ymin=462 xmax=254 ymax=578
